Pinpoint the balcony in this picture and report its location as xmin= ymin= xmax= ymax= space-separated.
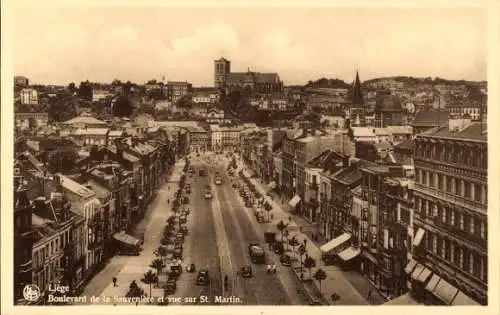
xmin=414 ymin=183 xmax=485 ymax=214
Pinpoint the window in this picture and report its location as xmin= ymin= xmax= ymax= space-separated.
xmin=447 ymin=176 xmax=453 ymax=192
xmin=474 ymin=183 xmax=481 ymax=202
xmin=464 ymin=182 xmax=470 ymax=199
xmin=464 ymin=213 xmax=470 ymax=232
xmin=469 ymin=252 xmax=474 ymax=275
xmin=442 ymin=207 xmax=447 ymax=223
xmin=432 ymin=234 xmax=437 ymax=253
xmin=438 ymin=174 xmax=443 ymax=190
xmin=470 ymin=217 xmax=476 ymax=234
xmin=463 ymin=248 xmax=470 ymax=271
xmin=459 ymin=212 xmax=464 ymax=230
xmin=450 ymin=242 xmax=455 ymax=263
xmin=451 ymin=210 xmax=456 ymax=226
xmin=480 ymin=221 xmax=485 ymax=239
xmin=437 ymin=236 xmax=443 ymax=257
xmin=459 ymin=247 xmax=464 ymax=269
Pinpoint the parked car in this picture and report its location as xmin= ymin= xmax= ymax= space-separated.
xmin=240 ymin=265 xmax=253 ymax=278
xmin=179 ymin=215 xmax=187 ymax=224
xmin=280 ymin=254 xmax=292 ymax=266
xmin=196 ymin=269 xmax=210 ymax=285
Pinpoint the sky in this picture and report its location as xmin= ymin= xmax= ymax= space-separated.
xmin=11 ymin=6 xmax=487 ymax=86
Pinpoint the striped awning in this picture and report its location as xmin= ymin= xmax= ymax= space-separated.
xmin=404 ymin=259 xmax=417 ymax=274
xmin=432 ymin=277 xmax=459 ymax=305
xmin=320 ymin=233 xmax=351 ymax=253
xmin=413 ymin=228 xmax=425 ymax=246
xmin=338 ymin=247 xmax=361 ymax=261
xmin=288 ymin=195 xmax=301 ymax=208
xmin=411 ymin=264 xmax=425 ymax=280
xmin=417 ymin=267 xmax=432 ymax=283
xmin=113 ymin=232 xmax=140 ymax=247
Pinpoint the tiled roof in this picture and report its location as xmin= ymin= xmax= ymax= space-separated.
xmin=395 ymin=139 xmax=415 ymax=151
xmin=333 ymin=159 xmax=377 ymax=184
xmin=59 ymin=174 xmax=95 ymax=199
xmin=109 ymin=130 xmax=123 ymax=137
xmin=352 ymin=127 xmax=375 ymax=138
xmin=386 ymin=125 xmax=412 ymax=134
xmin=62 ymin=115 xmax=107 ymax=125
xmin=227 ymin=72 xmax=280 ymax=84
xmin=412 ymin=109 xmax=449 ymax=127
xmin=418 ymin=122 xmax=486 ymax=142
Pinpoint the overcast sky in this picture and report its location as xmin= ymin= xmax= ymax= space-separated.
xmin=11 ymin=6 xmax=487 ymax=86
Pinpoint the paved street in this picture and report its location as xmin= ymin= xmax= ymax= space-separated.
xmin=79 ymin=152 xmax=306 ymax=306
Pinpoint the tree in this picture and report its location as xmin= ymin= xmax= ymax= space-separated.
xmin=78 ymin=81 xmax=93 ymax=101
xmin=149 ymin=258 xmax=165 ymax=284
xmin=126 ymin=280 xmax=144 ymax=305
xmin=313 ymin=268 xmax=327 ymax=293
xmin=289 ymin=236 xmax=300 ymax=260
xmin=276 ymin=220 xmax=287 ymax=245
xmin=331 ymin=293 xmax=340 ymax=305
xmin=112 ymin=95 xmax=134 ymax=117
xmin=303 ymin=256 xmax=316 ymax=279
xmin=46 ymin=148 xmax=79 ymax=173
xmin=264 ymin=202 xmax=273 ymax=222
xmin=47 ymin=92 xmax=78 ymax=122
xmin=298 ymin=244 xmax=306 ymax=271
xmin=141 ymin=270 xmax=157 ymax=298
xmin=68 ymin=82 xmax=77 ymax=94
xmin=175 ymin=95 xmax=193 ymax=113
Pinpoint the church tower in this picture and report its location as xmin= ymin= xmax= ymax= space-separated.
xmin=214 ymin=57 xmax=231 ymax=89
xmin=349 ymin=71 xmax=366 ymax=127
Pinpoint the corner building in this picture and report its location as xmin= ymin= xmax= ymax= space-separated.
xmin=409 ymin=118 xmax=487 ymax=305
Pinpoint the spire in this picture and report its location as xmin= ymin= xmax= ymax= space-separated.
xmin=352 ymin=70 xmax=364 ymax=106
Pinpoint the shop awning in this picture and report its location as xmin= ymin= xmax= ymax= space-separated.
xmin=288 ymin=195 xmax=301 ymax=208
xmin=413 ymin=228 xmax=425 ymax=246
xmin=411 ymin=263 xmax=425 ymax=280
xmin=268 ymin=181 xmax=276 ymax=189
xmin=417 ymin=267 xmax=432 ymax=283
xmin=425 ymin=274 xmax=441 ymax=292
xmin=320 ymin=233 xmax=351 ymax=253
xmin=404 ymin=260 xmax=417 ymax=274
xmin=451 ymin=291 xmax=481 ymax=305
xmin=361 ymin=250 xmax=378 ymax=265
xmin=113 ymin=232 xmax=140 ymax=246
xmin=431 ymin=278 xmax=459 ymax=305
xmin=338 ymin=247 xmax=361 ymax=261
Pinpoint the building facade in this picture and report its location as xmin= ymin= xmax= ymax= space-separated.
xmin=21 ymin=88 xmax=39 ymax=105
xmin=410 ymin=118 xmax=487 ymax=305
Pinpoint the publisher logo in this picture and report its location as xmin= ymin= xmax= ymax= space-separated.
xmin=23 ymin=284 xmax=40 ymax=302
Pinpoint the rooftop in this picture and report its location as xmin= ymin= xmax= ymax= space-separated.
xmin=59 ymin=174 xmax=95 ymax=199
xmin=418 ymin=122 xmax=487 ymax=142
xmin=62 ymin=115 xmax=107 ymax=125
xmin=412 ymin=109 xmax=449 ymax=127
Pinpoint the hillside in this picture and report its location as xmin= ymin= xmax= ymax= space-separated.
xmin=362 ymin=76 xmax=486 ymax=88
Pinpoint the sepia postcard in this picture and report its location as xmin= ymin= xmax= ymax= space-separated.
xmin=1 ymin=1 xmax=499 ymax=315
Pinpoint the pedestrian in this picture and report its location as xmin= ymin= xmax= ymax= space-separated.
xmin=112 ymin=277 xmax=117 ymax=287
xmin=367 ymin=289 xmax=372 ymax=302
xmin=300 ymin=273 xmax=304 ymax=282
xmin=266 ymin=264 xmax=271 ymax=274
xmin=271 ymin=263 xmax=276 ymax=274
xmin=167 ymin=198 xmax=170 ymax=204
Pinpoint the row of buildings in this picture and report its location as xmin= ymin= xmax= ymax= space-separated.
xmin=241 ymin=115 xmax=487 ymax=305
xmin=13 ymin=122 xmax=184 ymax=304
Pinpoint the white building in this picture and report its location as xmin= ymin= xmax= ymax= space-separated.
xmin=20 ymin=88 xmax=38 ymax=105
